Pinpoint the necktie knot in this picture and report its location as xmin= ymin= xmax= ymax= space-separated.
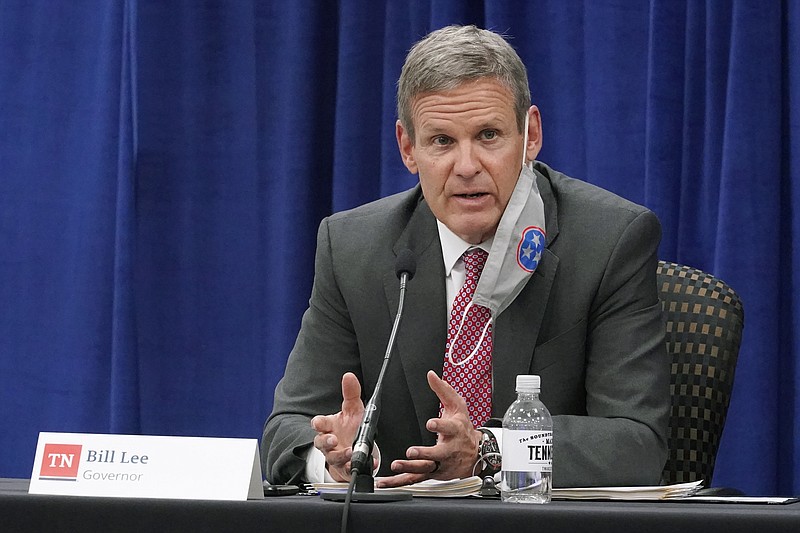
xmin=463 ymin=249 xmax=488 ymax=281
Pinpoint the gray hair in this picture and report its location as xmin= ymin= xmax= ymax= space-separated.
xmin=397 ymin=25 xmax=531 ymax=142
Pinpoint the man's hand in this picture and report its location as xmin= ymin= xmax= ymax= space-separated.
xmin=310 ymin=372 xmax=368 ymax=482
xmin=376 ymin=370 xmax=481 ymax=488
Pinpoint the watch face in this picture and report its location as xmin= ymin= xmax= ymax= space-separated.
xmin=484 ymin=443 xmax=502 ymax=470
xmin=480 ymin=431 xmax=502 ymax=473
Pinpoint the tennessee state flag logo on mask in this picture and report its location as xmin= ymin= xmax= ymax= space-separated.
xmin=516 ymin=226 xmax=545 ymax=273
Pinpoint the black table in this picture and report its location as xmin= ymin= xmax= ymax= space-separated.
xmin=2 ymin=478 xmax=799 ymax=533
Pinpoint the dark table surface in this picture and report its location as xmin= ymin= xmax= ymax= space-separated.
xmin=3 ymin=478 xmax=800 ymax=533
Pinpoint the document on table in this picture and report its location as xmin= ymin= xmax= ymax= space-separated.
xmin=552 ymin=480 xmax=703 ymax=500
xmin=311 ymin=477 xmax=483 ymax=498
xmin=311 ymin=477 xmax=704 ymax=499
xmin=679 ymin=495 xmax=800 ymax=505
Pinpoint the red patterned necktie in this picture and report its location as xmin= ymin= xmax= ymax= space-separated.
xmin=442 ymin=249 xmax=493 ymax=428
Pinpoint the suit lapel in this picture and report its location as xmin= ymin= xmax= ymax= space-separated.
xmin=383 ymin=196 xmax=446 ymax=444
xmin=493 ymin=164 xmax=561 ymax=414
xmin=492 ymin=249 xmax=558 ymax=414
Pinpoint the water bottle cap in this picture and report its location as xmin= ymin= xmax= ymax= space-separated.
xmin=516 ymin=374 xmax=540 ymax=392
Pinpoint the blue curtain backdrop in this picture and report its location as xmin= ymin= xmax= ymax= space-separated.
xmin=0 ymin=0 xmax=797 ymax=496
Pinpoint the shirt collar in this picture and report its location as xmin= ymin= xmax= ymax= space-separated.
xmin=436 ymin=220 xmax=493 ymax=276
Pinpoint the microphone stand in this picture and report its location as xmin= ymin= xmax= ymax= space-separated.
xmin=321 ymin=253 xmax=415 ymax=503
xmin=348 ymin=267 xmax=411 ymax=499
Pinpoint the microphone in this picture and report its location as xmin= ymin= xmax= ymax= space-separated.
xmin=347 ymin=249 xmax=416 ymax=496
xmin=394 ymin=249 xmax=417 ymax=284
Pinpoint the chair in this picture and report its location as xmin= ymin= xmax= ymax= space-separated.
xmin=657 ymin=261 xmax=745 ymax=486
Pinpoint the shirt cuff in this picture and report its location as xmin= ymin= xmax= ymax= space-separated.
xmin=303 ymin=446 xmax=330 ymax=483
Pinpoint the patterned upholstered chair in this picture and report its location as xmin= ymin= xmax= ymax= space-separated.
xmin=657 ymin=261 xmax=745 ymax=486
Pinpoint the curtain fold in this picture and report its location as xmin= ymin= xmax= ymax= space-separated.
xmin=109 ymin=0 xmax=140 ymax=435
xmin=0 ymin=0 xmax=797 ymax=495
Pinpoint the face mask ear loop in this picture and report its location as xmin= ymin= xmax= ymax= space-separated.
xmin=521 ymin=112 xmax=530 ymax=169
xmin=446 ymin=300 xmax=493 ymax=367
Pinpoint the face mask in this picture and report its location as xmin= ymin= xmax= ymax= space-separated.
xmin=472 ymin=161 xmax=546 ymax=317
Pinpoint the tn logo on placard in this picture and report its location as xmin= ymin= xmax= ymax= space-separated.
xmin=39 ymin=444 xmax=83 ymax=480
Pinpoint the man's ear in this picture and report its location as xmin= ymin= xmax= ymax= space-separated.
xmin=525 ymin=106 xmax=543 ymax=162
xmin=396 ymin=120 xmax=419 ymax=174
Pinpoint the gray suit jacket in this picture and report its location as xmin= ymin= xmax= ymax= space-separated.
xmin=262 ymin=162 xmax=670 ymax=487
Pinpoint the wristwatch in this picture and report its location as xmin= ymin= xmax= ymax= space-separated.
xmin=476 ymin=428 xmax=502 ymax=479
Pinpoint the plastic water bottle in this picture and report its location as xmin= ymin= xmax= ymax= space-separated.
xmin=501 ymin=375 xmax=553 ymax=503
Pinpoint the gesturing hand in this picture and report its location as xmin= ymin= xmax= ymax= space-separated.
xmin=377 ymin=370 xmax=481 ymax=488
xmin=310 ymin=372 xmax=367 ymax=482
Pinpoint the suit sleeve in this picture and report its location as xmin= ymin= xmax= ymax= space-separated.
xmin=261 ymin=217 xmax=361 ymax=485
xmin=551 ymin=209 xmax=670 ymax=487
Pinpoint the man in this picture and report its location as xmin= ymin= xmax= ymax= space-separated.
xmin=262 ymin=25 xmax=669 ymax=488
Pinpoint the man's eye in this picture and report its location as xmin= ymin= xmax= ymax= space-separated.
xmin=481 ymin=130 xmax=498 ymax=140
xmin=433 ymin=136 xmax=451 ymax=146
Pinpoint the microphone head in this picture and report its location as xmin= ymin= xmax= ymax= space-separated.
xmin=395 ymin=249 xmax=417 ymax=281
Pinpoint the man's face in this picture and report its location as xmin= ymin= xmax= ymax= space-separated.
xmin=396 ymin=78 xmax=542 ymax=244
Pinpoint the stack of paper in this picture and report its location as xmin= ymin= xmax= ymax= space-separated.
xmin=389 ymin=477 xmax=484 ymax=497
xmin=312 ymin=477 xmax=704 ymax=500
xmin=311 ymin=477 xmax=483 ymax=498
xmin=552 ymin=479 xmax=703 ymax=500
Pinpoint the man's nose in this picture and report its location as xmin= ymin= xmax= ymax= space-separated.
xmin=453 ymin=143 xmax=481 ymax=178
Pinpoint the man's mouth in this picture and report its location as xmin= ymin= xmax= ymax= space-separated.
xmin=456 ymin=193 xmax=487 ymax=198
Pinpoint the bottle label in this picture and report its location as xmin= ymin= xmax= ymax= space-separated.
xmin=502 ymin=429 xmax=552 ymax=472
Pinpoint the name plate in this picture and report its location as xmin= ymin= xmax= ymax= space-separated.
xmin=29 ymin=432 xmax=264 ymax=500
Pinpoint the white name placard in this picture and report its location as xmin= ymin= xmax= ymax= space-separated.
xmin=29 ymin=432 xmax=264 ymax=501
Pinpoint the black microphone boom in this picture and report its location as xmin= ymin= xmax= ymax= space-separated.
xmin=348 ymin=249 xmax=416 ymax=495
